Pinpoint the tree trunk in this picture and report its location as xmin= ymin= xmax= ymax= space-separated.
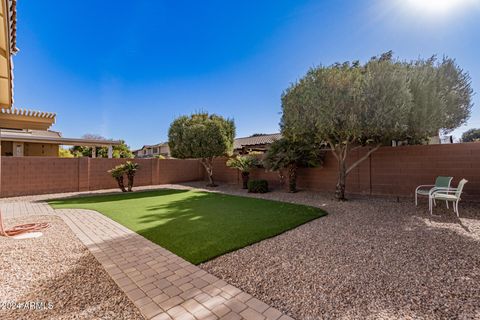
xmin=127 ymin=173 xmax=135 ymax=192
xmin=201 ymin=158 xmax=217 ymax=187
xmin=241 ymin=172 xmax=249 ymax=189
xmin=278 ymin=169 xmax=285 ymax=186
xmin=328 ymin=142 xmax=381 ymax=201
xmin=116 ymin=176 xmax=127 ymax=192
xmin=335 ymin=159 xmax=347 ymax=201
xmin=287 ymin=164 xmax=298 ymax=193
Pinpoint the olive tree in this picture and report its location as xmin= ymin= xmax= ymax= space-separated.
xmin=168 ymin=113 xmax=235 ymax=186
xmin=281 ymin=53 xmax=473 ymax=200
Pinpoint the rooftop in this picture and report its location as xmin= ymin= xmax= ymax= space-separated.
xmin=0 ymin=107 xmax=56 ymax=130
xmin=0 ymin=128 xmax=121 ymax=146
xmin=233 ymin=133 xmax=282 ymax=149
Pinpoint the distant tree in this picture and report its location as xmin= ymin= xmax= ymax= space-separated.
xmin=168 ymin=113 xmax=235 ymax=186
xmin=281 ymin=53 xmax=473 ymax=200
xmin=262 ymin=138 xmax=324 ymax=193
xmin=250 ymin=133 xmax=268 ymax=137
xmin=58 ymin=147 xmax=74 ymax=158
xmin=226 ymin=155 xmax=259 ymax=189
xmin=98 ymin=140 xmax=133 ymax=158
xmin=70 ymin=135 xmax=133 ymax=158
xmin=462 ymin=128 xmax=480 ymax=142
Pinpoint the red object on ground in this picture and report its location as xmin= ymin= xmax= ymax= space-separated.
xmin=0 ymin=210 xmax=49 ymax=237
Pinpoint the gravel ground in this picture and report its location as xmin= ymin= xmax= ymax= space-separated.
xmin=194 ymin=183 xmax=480 ymax=320
xmin=0 ymin=215 xmax=144 ymax=320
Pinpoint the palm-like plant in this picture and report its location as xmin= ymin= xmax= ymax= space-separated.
xmin=108 ymin=165 xmax=127 ymax=192
xmin=226 ymin=155 xmax=259 ymax=189
xmin=123 ymin=161 xmax=140 ymax=192
xmin=263 ymin=138 xmax=324 ymax=193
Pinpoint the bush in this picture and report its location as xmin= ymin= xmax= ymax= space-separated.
xmin=247 ymin=180 xmax=269 ymax=193
xmin=107 ymin=161 xmax=139 ymax=192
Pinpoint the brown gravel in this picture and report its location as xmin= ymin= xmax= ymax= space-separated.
xmin=0 ymin=215 xmax=144 ymax=320
xmin=195 ymin=183 xmax=480 ymax=320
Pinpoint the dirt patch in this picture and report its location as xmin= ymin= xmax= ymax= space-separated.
xmin=0 ymin=215 xmax=144 ymax=320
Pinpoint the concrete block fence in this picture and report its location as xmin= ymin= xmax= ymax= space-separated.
xmin=0 ymin=158 xmax=204 ymax=197
xmin=1 ymin=142 xmax=479 ymax=199
xmin=212 ymin=143 xmax=480 ymax=200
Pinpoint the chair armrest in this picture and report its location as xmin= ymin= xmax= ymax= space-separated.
xmin=415 ymin=185 xmax=435 ymax=192
xmin=431 ymin=189 xmax=458 ymax=196
xmin=427 ymin=187 xmax=453 ymax=195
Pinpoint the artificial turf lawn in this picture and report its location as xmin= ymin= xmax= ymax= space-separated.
xmin=49 ymin=189 xmax=326 ymax=264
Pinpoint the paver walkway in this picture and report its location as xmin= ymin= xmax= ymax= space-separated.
xmin=1 ymin=192 xmax=292 ymax=320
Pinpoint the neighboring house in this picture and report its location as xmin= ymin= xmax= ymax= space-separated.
xmin=392 ymin=133 xmax=453 ymax=147
xmin=0 ymin=2 xmax=121 ymax=157
xmin=0 ymin=109 xmax=121 ymax=157
xmin=234 ymin=133 xmax=282 ymax=154
xmin=133 ymin=143 xmax=171 ymax=158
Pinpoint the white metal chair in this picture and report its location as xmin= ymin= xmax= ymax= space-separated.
xmin=429 ymin=179 xmax=468 ymax=217
xmin=415 ymin=176 xmax=453 ymax=206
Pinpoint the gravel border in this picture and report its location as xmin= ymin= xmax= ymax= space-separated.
xmin=195 ymin=182 xmax=480 ymax=320
xmin=0 ymin=215 xmax=144 ymax=320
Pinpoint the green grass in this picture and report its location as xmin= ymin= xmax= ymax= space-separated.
xmin=49 ymin=189 xmax=326 ymax=264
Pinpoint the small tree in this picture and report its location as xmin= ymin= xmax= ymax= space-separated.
xmin=226 ymin=155 xmax=259 ymax=189
xmin=462 ymin=128 xmax=480 ymax=142
xmin=123 ymin=161 xmax=139 ymax=192
xmin=281 ymin=53 xmax=473 ymax=200
xmin=263 ymin=138 xmax=324 ymax=193
xmin=108 ymin=165 xmax=127 ymax=192
xmin=168 ymin=113 xmax=235 ymax=187
xmin=108 ymin=162 xmax=139 ymax=192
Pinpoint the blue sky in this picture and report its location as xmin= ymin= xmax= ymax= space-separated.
xmin=13 ymin=0 xmax=480 ymax=149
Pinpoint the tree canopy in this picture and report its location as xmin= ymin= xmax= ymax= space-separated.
xmin=462 ymin=128 xmax=480 ymax=142
xmin=168 ymin=113 xmax=235 ymax=186
xmin=70 ymin=135 xmax=133 ymax=158
xmin=281 ymin=53 xmax=473 ymax=199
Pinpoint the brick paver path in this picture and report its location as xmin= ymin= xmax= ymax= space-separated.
xmin=1 ymin=188 xmax=292 ymax=320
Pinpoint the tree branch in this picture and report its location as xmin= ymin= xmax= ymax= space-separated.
xmin=346 ymin=144 xmax=381 ymax=175
xmin=326 ymin=139 xmax=340 ymax=161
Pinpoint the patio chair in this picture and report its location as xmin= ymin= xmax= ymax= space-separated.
xmin=429 ymin=179 xmax=468 ymax=217
xmin=415 ymin=176 xmax=453 ymax=206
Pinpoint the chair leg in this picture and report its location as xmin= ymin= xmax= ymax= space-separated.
xmin=456 ymin=201 xmax=460 ymax=217
xmin=415 ymin=193 xmax=418 ymax=206
xmin=446 ymin=201 xmax=449 ymax=209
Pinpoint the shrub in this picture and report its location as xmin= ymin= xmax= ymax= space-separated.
xmin=247 ymin=180 xmax=269 ymax=193
xmin=123 ymin=161 xmax=140 ymax=192
xmin=108 ymin=165 xmax=127 ymax=192
xmin=226 ymin=155 xmax=259 ymax=189
xmin=262 ymin=138 xmax=324 ymax=193
xmin=107 ymin=161 xmax=140 ymax=192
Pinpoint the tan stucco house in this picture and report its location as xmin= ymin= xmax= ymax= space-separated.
xmin=133 ymin=143 xmax=171 ymax=158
